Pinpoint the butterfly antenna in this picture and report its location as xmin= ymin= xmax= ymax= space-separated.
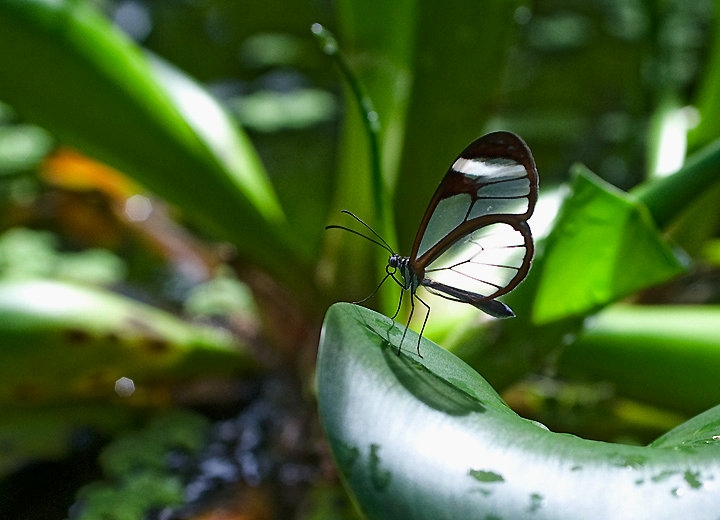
xmin=338 ymin=210 xmax=396 ymax=253
xmin=325 ymin=225 xmax=394 ymax=254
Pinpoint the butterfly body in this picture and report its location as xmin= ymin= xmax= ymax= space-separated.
xmin=387 ymin=254 xmax=419 ymax=292
xmin=327 ymin=131 xmax=538 ymax=356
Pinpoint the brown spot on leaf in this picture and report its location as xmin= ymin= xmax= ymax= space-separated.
xmin=143 ymin=337 xmax=171 ymax=354
xmin=125 ymin=316 xmax=173 ymax=355
xmin=79 ymin=370 xmax=117 ymax=395
xmin=64 ymin=328 xmax=93 ymax=345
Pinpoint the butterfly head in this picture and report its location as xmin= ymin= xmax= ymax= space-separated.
xmin=387 ymin=254 xmax=419 ymax=291
xmin=387 ymin=254 xmax=403 ymax=270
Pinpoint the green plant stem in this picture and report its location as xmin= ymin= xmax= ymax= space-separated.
xmin=311 ymin=23 xmax=392 ymax=240
xmin=632 ymin=137 xmax=720 ymax=229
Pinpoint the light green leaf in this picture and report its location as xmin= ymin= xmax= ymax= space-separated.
xmin=0 ymin=279 xmax=256 ymax=405
xmin=0 ymin=0 xmax=312 ymax=291
xmin=559 ymin=304 xmax=720 ymax=415
xmin=533 ymin=165 xmax=685 ymax=324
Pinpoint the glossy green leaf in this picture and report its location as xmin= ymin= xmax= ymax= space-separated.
xmin=0 ymin=279 xmax=255 ymax=405
xmin=317 ymin=303 xmax=720 ymax=520
xmin=533 ymin=165 xmax=685 ymax=324
xmin=0 ymin=0 xmax=313 ymax=292
xmin=559 ymin=305 xmax=720 ymax=415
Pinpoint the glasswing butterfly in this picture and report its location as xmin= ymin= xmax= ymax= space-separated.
xmin=327 ymin=131 xmax=538 ymax=356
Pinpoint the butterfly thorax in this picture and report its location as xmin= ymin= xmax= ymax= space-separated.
xmin=388 ymin=254 xmax=421 ymax=292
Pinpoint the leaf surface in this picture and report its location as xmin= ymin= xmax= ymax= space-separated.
xmin=317 ymin=303 xmax=720 ymax=520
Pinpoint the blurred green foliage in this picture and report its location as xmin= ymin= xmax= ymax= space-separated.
xmin=71 ymin=411 xmax=207 ymax=520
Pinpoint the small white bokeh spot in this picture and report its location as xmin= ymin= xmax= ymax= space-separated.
xmin=114 ymin=376 xmax=135 ymax=397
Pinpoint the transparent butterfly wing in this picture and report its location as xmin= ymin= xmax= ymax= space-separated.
xmin=411 ymin=131 xmax=538 ymax=309
xmin=423 ymin=220 xmax=533 ymax=297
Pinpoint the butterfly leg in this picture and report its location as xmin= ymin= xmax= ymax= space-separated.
xmin=398 ymin=291 xmax=414 ymax=356
xmin=391 ymin=285 xmax=404 ymax=320
xmin=414 ymin=293 xmax=431 ymax=358
xmin=352 ymin=271 xmax=392 ymax=305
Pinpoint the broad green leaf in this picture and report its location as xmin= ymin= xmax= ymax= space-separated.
xmin=0 ymin=279 xmax=255 ymax=405
xmin=0 ymin=0 xmax=313 ymax=292
xmin=533 ymin=166 xmax=684 ymax=324
xmin=559 ymin=305 xmax=720 ymax=415
xmin=318 ymin=303 xmax=720 ymax=520
xmin=394 ymin=1 xmax=523 ymax=252
xmin=322 ymin=0 xmax=523 ymax=311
